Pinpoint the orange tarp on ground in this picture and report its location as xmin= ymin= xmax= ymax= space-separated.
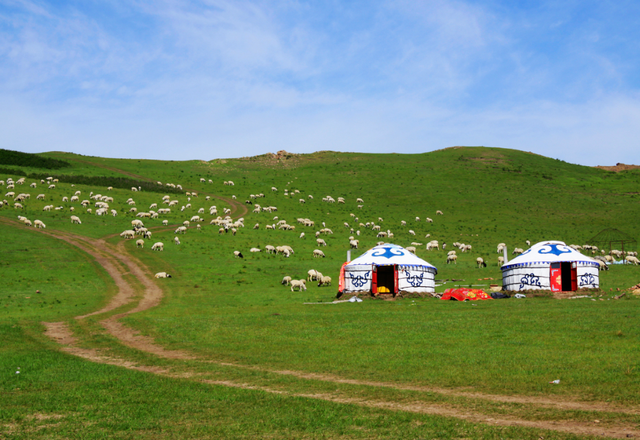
xmin=441 ymin=288 xmax=492 ymax=301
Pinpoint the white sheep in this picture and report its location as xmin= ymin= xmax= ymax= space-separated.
xmin=70 ymin=215 xmax=82 ymax=224
xmin=120 ymin=230 xmax=136 ymax=239
xmin=498 ymin=256 xmax=504 ymax=266
xmin=512 ymin=248 xmax=524 ymax=255
xmin=436 ymin=210 xmax=443 ymax=215
xmin=174 ymin=237 xmax=181 ymax=245
xmin=233 ymin=251 xmax=244 ymax=258
xmin=155 ymin=272 xmax=172 ymax=278
xmin=316 ymin=238 xmax=327 ymax=247
xmin=408 ymin=229 xmax=415 ymax=236
xmin=151 ymin=242 xmax=164 ymax=251
xmin=34 ymin=219 xmax=46 ymax=229
xmin=250 ymin=247 xmax=261 ymax=253
xmin=313 ymin=249 xmax=325 ymax=258
xmin=446 ymin=254 xmax=457 ymax=264
xmin=317 ymin=276 xmax=332 ymax=287
xmin=476 ymin=257 xmax=486 ymax=268
xmin=626 ymin=256 xmax=640 ymax=265
xmin=290 ymin=279 xmax=307 ymax=291
xmin=281 ymin=276 xmax=292 ymax=285
xmin=349 ymin=239 xmax=359 ymax=249
xmin=308 ymin=270 xmax=323 ymax=281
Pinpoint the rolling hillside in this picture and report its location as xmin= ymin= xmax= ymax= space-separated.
xmin=1 ymin=146 xmax=639 ymax=439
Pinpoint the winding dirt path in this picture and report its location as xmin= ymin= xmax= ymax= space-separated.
xmin=4 ymin=203 xmax=638 ymax=438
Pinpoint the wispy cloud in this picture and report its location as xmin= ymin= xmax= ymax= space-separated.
xmin=0 ymin=0 xmax=638 ymax=165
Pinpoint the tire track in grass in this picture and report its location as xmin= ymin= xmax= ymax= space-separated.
xmin=212 ymin=363 xmax=640 ymax=416
xmin=4 ymin=218 xmax=195 ymax=360
xmin=3 ymin=220 xmax=638 ymax=438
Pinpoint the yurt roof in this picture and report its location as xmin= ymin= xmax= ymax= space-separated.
xmin=502 ymin=241 xmax=599 ymax=271
xmin=347 ymin=243 xmax=437 ymax=271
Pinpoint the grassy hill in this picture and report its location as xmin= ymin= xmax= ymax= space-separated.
xmin=1 ymin=146 xmax=639 ymax=439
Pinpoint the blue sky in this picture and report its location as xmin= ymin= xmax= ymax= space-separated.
xmin=1 ymin=0 xmax=639 ymax=165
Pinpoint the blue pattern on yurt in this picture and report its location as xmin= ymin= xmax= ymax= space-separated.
xmin=539 ymin=243 xmax=572 ymax=256
xmin=349 ymin=271 xmax=370 ymax=288
xmin=404 ymin=270 xmax=424 ymax=287
xmin=579 ymin=273 xmax=597 ymax=288
xmin=519 ymin=273 xmax=541 ymax=290
xmin=371 ymin=246 xmax=405 ymax=259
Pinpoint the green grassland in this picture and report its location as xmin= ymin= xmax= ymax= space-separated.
xmin=1 ymin=146 xmax=639 ymax=439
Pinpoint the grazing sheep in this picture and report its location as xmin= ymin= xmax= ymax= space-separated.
xmin=476 ymin=257 xmax=486 ymax=268
xmin=408 ymin=229 xmax=415 ymax=236
xmin=406 ymin=246 xmax=416 ymax=254
xmin=151 ymin=242 xmax=164 ymax=251
xmin=174 ymin=237 xmax=181 ymax=245
xmin=349 ymin=239 xmax=359 ymax=249
xmin=120 ymin=230 xmax=136 ymax=239
xmin=497 ymin=243 xmax=506 ymax=253
xmin=436 ymin=210 xmax=443 ymax=215
xmin=155 ymin=272 xmax=172 ymax=278
xmin=498 ymin=256 xmax=504 ymax=266
xmin=307 ymin=270 xmax=323 ymax=281
xmin=299 ymin=232 xmax=305 ymax=239
xmin=626 ymin=256 xmax=640 ymax=265
xmin=426 ymin=240 xmax=439 ymax=250
xmin=34 ymin=219 xmax=46 ymax=229
xmin=316 ymin=238 xmax=327 ymax=247
xmin=234 ymin=251 xmax=244 ymax=258
xmin=313 ymin=249 xmax=326 ymax=258
xmin=250 ymin=247 xmax=261 ymax=253
xmin=281 ymin=276 xmax=292 ymax=285
xmin=162 ymin=219 xmax=169 ymax=226
xmin=512 ymin=247 xmax=524 ymax=255
xmin=136 ymin=239 xmax=145 ymax=248
xmin=290 ymin=279 xmax=307 ymax=291
xmin=426 ymin=217 xmax=433 ymax=223
xmin=317 ymin=276 xmax=332 ymax=287
xmin=36 ymin=194 xmax=45 ymax=200
xmin=70 ymin=215 xmax=82 ymax=224
xmin=446 ymin=254 xmax=457 ymax=264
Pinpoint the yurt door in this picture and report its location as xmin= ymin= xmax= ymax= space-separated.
xmin=560 ymin=262 xmax=576 ymax=291
xmin=550 ymin=263 xmax=562 ymax=291
xmin=375 ymin=265 xmax=395 ymax=294
xmin=550 ymin=262 xmax=578 ymax=292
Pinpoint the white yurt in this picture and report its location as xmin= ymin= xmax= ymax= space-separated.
xmin=501 ymin=241 xmax=600 ymax=292
xmin=339 ymin=243 xmax=437 ymax=295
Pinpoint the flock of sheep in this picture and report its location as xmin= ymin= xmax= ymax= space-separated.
xmin=3 ymin=174 xmax=638 ymax=294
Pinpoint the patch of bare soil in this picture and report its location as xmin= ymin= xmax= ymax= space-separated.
xmin=42 ymin=321 xmax=168 ymax=374
xmin=596 ymin=163 xmax=640 ymax=172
